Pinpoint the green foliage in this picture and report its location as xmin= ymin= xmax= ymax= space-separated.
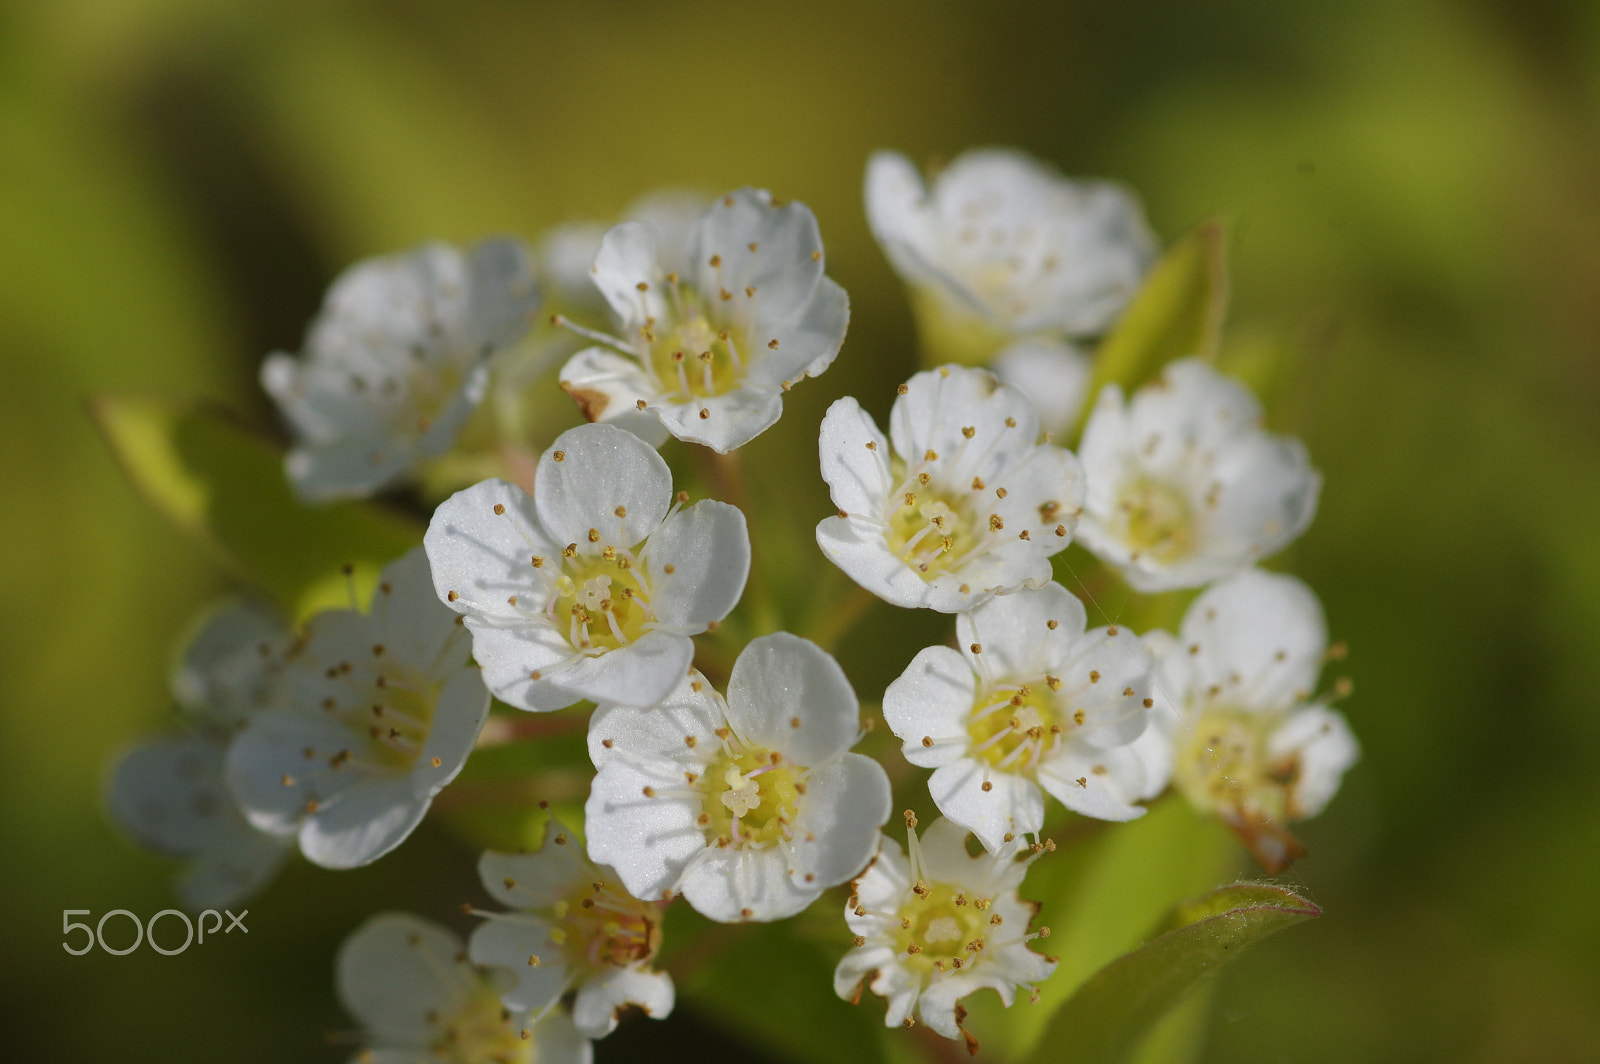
xmin=88 ymin=395 xmax=420 ymax=619
xmin=1024 ymin=883 xmax=1319 ymax=1064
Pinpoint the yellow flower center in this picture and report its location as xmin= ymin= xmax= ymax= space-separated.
xmin=886 ymin=486 xmax=983 ymax=579
xmin=1116 ymin=476 xmax=1194 ymax=563
xmin=551 ymin=550 xmax=653 ymax=653
xmin=643 ymin=295 xmax=749 ymax=402
xmin=699 ymin=745 xmax=801 ymax=848
xmin=892 ymin=882 xmax=993 ymax=975
xmin=548 ymin=877 xmax=660 ymax=971
xmin=1174 ymin=707 xmax=1299 ymax=819
xmin=967 ymin=685 xmax=1062 ymax=773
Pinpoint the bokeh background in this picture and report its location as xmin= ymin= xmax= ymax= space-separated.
xmin=5 ymin=1 xmax=1600 ymax=1061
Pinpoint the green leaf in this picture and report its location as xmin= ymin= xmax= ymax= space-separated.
xmin=88 ymin=394 xmax=421 ymax=618
xmin=1024 ymin=882 xmax=1320 ymax=1064
xmin=1079 ymin=220 xmax=1229 ymax=429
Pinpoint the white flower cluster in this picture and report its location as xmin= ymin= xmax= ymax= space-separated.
xmin=110 ymin=153 xmax=1360 ymax=1056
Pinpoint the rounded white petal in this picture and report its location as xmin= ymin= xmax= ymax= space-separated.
xmin=425 ymin=478 xmax=562 ymax=629
xmin=1037 ymin=743 xmax=1153 ymax=821
xmin=571 ymin=964 xmax=675 ymax=1038
xmin=1268 ymin=705 xmax=1359 ymax=818
xmin=591 ymin=221 xmax=666 ymax=328
xmin=690 ymin=188 xmax=824 ymax=320
xmin=175 ymin=826 xmax=291 ymax=911
xmin=337 ymin=913 xmax=476 ymax=1043
xmin=109 ymin=734 xmax=243 ymax=854
xmin=926 ymin=759 xmax=1045 ymax=852
xmin=882 ymin=645 xmax=976 ymax=769
xmin=369 ymin=547 xmax=471 ymax=675
xmin=169 ymin=599 xmax=288 ymax=726
xmin=225 ymin=710 xmax=355 ymax=836
xmin=725 ymin=632 xmax=858 ymax=766
xmin=651 ymin=382 xmax=785 ymax=453
xmin=459 ymin=622 xmax=590 ymax=712
xmin=785 ymin=753 xmax=892 ymax=889
xmin=478 ymin=824 xmax=591 ymax=908
xmin=747 ymin=275 xmax=851 ymax=387
xmin=559 ymin=344 xmax=670 ymax=437
xmin=819 ymin=396 xmax=894 ymax=518
xmin=534 ymin=423 xmax=672 ymax=549
xmin=956 ymin=582 xmax=1088 ymax=680
xmin=542 ymin=630 xmax=695 ymax=710
xmin=414 ymin=668 xmax=491 ymax=792
xmin=678 ymin=845 xmax=815 ymax=922
xmin=645 ymin=500 xmax=750 ymax=629
xmin=467 ymin=915 xmax=567 ymax=1014
xmin=1180 ymin=569 xmax=1327 ymax=712
xmin=299 ymin=777 xmax=430 ymax=869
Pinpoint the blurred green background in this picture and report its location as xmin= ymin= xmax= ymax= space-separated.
xmin=5 ymin=0 xmax=1600 ymax=1061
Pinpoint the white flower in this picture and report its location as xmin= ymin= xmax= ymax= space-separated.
xmin=816 ymin=365 xmax=1085 ymax=613
xmin=1075 ymin=358 xmax=1321 ymax=592
xmin=337 ymin=912 xmax=592 ymax=1064
xmin=108 ymin=734 xmax=293 ymax=909
xmin=107 ymin=598 xmax=296 ymax=907
xmin=169 ymin=599 xmax=293 ymax=730
xmin=585 ymin=633 xmax=891 ymax=923
xmin=469 ymin=819 xmax=673 ymax=1039
xmin=540 ymin=189 xmax=712 ymax=311
xmin=865 ymin=148 xmax=1155 ymax=346
xmin=225 ymin=548 xmax=490 ymax=869
xmin=558 ymin=188 xmax=849 ymax=453
xmin=990 ymin=337 xmax=1093 ymax=440
xmin=883 ymin=583 xmax=1160 ymax=851
xmin=1150 ymin=569 xmax=1358 ymax=871
xmin=834 ymin=815 xmax=1056 ymax=1050
xmin=425 ymin=423 xmax=750 ymax=713
xmin=262 ymin=238 xmax=539 ymax=501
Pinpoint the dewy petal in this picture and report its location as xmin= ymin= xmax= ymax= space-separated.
xmin=546 ymin=630 xmax=695 ymax=710
xmin=882 ymin=645 xmax=977 ymax=770
xmin=888 ymin=365 xmax=1042 ymax=485
xmin=785 ymin=753 xmax=891 ymax=889
xmin=725 ymin=632 xmax=858 ymax=766
xmin=926 ymin=761 xmax=1046 ymax=852
xmin=956 ymin=582 xmax=1088 ymax=681
xmin=591 ymin=221 xmax=667 ymax=328
xmin=337 ymin=913 xmax=476 ymax=1044
xmin=571 ymin=964 xmax=675 ymax=1038
xmin=645 ymin=500 xmax=751 ymax=629
xmin=747 ymin=275 xmax=851 ymax=387
xmin=690 ymin=188 xmax=824 ymax=319
xmin=651 ymin=384 xmax=785 ymax=454
xmin=678 ymin=845 xmax=815 ymax=923
xmin=818 ymin=396 xmax=894 ymax=518
xmin=426 ymin=478 xmax=562 ymax=629
xmin=1037 ymin=744 xmax=1152 ymax=822
xmin=1180 ymin=570 xmax=1327 ymax=712
xmin=534 ymin=423 xmax=672 ymax=549
xmin=991 ymin=337 xmax=1092 ymax=439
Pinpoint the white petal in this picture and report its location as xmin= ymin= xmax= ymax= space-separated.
xmin=467 ymin=915 xmax=567 ymax=1014
xmin=414 ymin=668 xmax=490 ymax=793
xmin=1037 ymin=745 xmax=1152 ymax=821
xmin=690 ymin=188 xmax=824 ymax=321
xmin=109 ymin=734 xmax=241 ymax=854
xmin=559 ymin=344 xmax=672 ymax=444
xmin=815 ymin=515 xmax=956 ymax=611
xmin=1269 ymin=705 xmax=1359 ymax=819
xmin=543 ymin=630 xmax=695 ymax=710
xmin=889 ymin=367 xmax=1041 ymax=487
xmin=645 ymin=500 xmax=750 ymax=629
xmin=591 ymin=221 xmax=666 ymax=328
xmin=425 ymin=478 xmax=562 ymax=629
xmin=652 ymin=384 xmax=785 ymax=453
xmin=478 ymin=823 xmax=590 ymax=908
xmin=818 ymin=396 xmax=893 ymax=518
xmin=464 ymin=236 xmax=540 ymax=350
xmin=881 ymin=646 xmax=975 ymax=769
xmin=863 ymin=150 xmax=947 ymax=294
xmin=571 ymin=964 xmax=675 ymax=1038
xmin=299 ymin=777 xmax=430 ymax=869
xmin=175 ymin=827 xmax=291 ymax=911
xmin=369 ymin=547 xmax=470 ymax=675
xmin=523 ymin=1010 xmax=594 ymax=1064
xmin=460 ymin=622 xmax=590 ymax=712
xmin=679 ymin=845 xmax=815 ymax=922
xmin=725 ymin=632 xmax=858 ymax=766
xmin=169 ymin=599 xmax=288 ymax=726
xmin=786 ymin=753 xmax=891 ymax=889
xmin=926 ymin=760 xmax=1045 ymax=852
xmin=1180 ymin=570 xmax=1327 ymax=712
xmin=747 ymin=275 xmax=850 ymax=386
xmin=956 ymin=582 xmax=1088 ymax=680
xmin=337 ymin=913 xmax=475 ymax=1043
xmin=225 ymin=710 xmax=354 ymax=837
xmin=535 ymin=423 xmax=672 ymax=549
